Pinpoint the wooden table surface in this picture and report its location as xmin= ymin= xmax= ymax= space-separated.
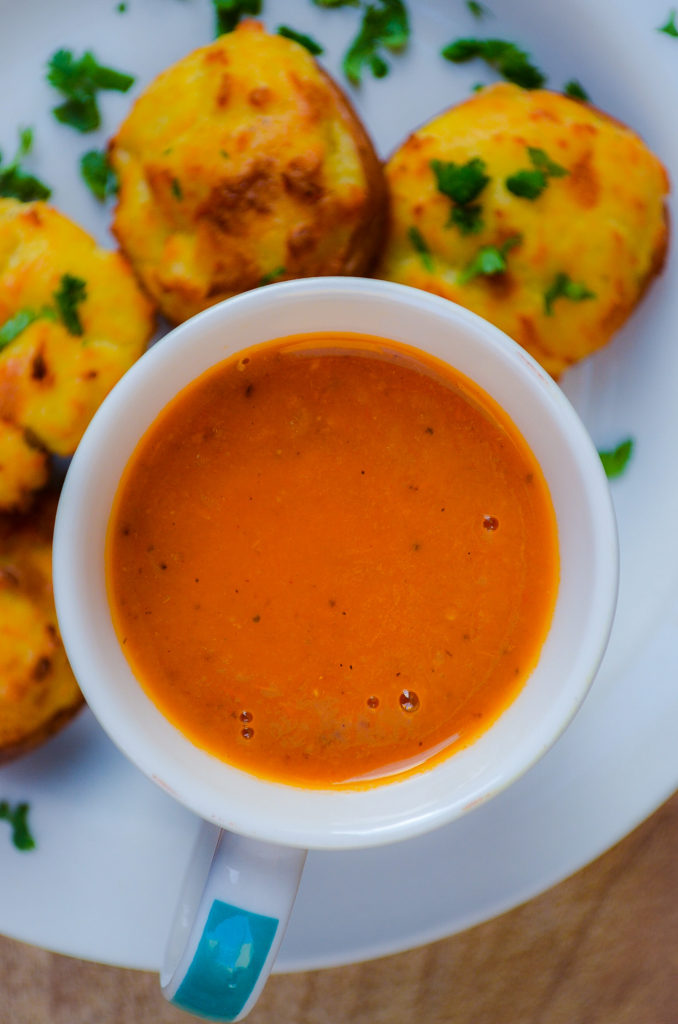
xmin=2 ymin=791 xmax=676 ymax=1024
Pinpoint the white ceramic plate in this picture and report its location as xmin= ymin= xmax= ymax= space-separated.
xmin=1 ymin=0 xmax=677 ymax=973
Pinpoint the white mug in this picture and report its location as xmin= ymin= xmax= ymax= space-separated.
xmin=53 ymin=278 xmax=618 ymax=1020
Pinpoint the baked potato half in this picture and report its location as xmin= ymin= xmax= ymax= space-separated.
xmin=0 ymin=490 xmax=83 ymax=763
xmin=109 ymin=19 xmax=387 ymax=323
xmin=376 ymin=82 xmax=669 ymax=377
xmin=0 ymin=198 xmax=155 ymax=511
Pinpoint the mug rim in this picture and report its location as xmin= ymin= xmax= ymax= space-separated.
xmin=53 ymin=277 xmax=619 ymax=850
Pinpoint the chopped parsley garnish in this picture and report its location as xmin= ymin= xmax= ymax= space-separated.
xmin=441 ymin=37 xmax=546 ymax=89
xmin=459 ymin=234 xmax=520 ymax=283
xmin=564 ymin=78 xmax=590 ymax=101
xmin=54 ymin=274 xmax=87 ymax=336
xmin=430 ymin=157 xmax=489 ymax=207
xmin=0 ymin=309 xmax=47 ymax=350
xmin=171 ymin=177 xmax=183 ymax=200
xmin=277 ymin=26 xmax=324 ymax=55
xmin=0 ymin=801 xmax=36 ymax=851
xmin=505 ymin=169 xmax=545 ymax=199
xmin=80 ymin=149 xmax=119 ymax=201
xmin=543 ymin=271 xmax=595 ymax=315
xmin=343 ymin=0 xmax=410 ymax=85
xmin=466 ymin=1 xmax=490 ymax=18
xmin=506 ymin=146 xmax=568 ymax=199
xmin=312 ymin=0 xmax=360 ymax=6
xmin=258 ymin=266 xmax=286 ymax=286
xmin=408 ymin=225 xmax=434 ymax=271
xmin=450 ymin=204 xmax=484 ymax=234
xmin=0 ymin=310 xmax=38 ymax=349
xmin=598 ymin=438 xmax=634 ymax=479
xmin=0 ymin=127 xmax=52 ymax=202
xmin=116 ymin=2 xmax=128 ymax=11
xmin=0 ymin=277 xmax=86 ymax=346
xmin=430 ymin=157 xmax=489 ymax=235
xmin=658 ymin=9 xmax=678 ymax=37
xmin=213 ymin=0 xmax=262 ymax=36
xmin=528 ymin=147 xmax=568 ymax=178
xmin=46 ymin=49 xmax=135 ymax=132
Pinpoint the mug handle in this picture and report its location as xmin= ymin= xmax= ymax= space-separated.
xmin=161 ymin=821 xmax=307 ymax=1021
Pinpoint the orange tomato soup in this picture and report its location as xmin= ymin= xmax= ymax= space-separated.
xmin=106 ymin=334 xmax=559 ymax=788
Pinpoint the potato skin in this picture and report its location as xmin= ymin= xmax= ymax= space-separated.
xmin=109 ymin=20 xmax=387 ymax=324
xmin=0 ymin=491 xmax=83 ymax=763
xmin=376 ymin=83 xmax=669 ymax=377
xmin=0 ymin=199 xmax=155 ymax=510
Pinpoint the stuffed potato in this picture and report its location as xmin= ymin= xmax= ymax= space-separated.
xmin=0 ymin=198 xmax=155 ymax=510
xmin=376 ymin=83 xmax=669 ymax=377
xmin=0 ymin=490 xmax=83 ymax=763
xmin=109 ymin=20 xmax=387 ymax=323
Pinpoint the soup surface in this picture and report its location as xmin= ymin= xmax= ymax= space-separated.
xmin=107 ymin=333 xmax=559 ymax=788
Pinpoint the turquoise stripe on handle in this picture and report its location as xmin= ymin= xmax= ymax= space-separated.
xmin=171 ymin=899 xmax=279 ymax=1021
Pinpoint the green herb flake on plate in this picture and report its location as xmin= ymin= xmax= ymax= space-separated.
xmin=599 ymin=438 xmax=634 ymax=479
xmin=0 ymin=801 xmax=36 ymax=852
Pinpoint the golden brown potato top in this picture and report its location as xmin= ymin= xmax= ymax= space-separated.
xmin=110 ymin=20 xmax=386 ymax=323
xmin=377 ymin=83 xmax=669 ymax=377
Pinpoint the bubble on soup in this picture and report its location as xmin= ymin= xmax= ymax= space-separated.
xmin=399 ymin=690 xmax=420 ymax=713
